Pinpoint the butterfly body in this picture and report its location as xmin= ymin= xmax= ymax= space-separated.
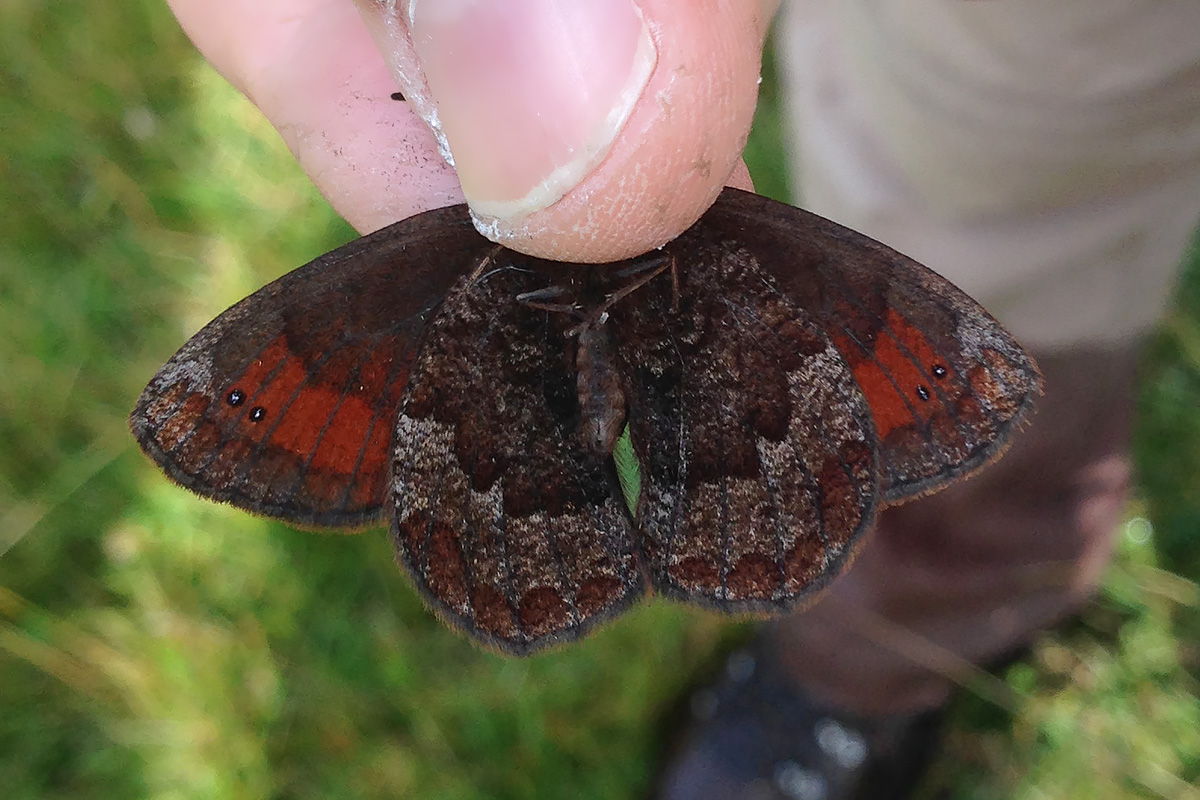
xmin=131 ymin=188 xmax=1041 ymax=654
xmin=572 ymin=323 xmax=628 ymax=456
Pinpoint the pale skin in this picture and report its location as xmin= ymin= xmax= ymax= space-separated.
xmin=166 ymin=0 xmax=775 ymax=263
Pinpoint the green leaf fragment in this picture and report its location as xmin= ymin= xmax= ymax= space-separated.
xmin=612 ymin=423 xmax=642 ymax=517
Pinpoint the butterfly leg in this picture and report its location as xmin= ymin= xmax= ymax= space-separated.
xmin=561 ymin=255 xmax=677 ymax=339
xmin=605 ymin=254 xmax=675 ymax=312
xmin=515 ymin=286 xmax=586 ymax=319
xmin=612 ymin=254 xmax=681 ymax=313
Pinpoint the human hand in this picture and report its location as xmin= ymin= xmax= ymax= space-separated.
xmin=167 ymin=0 xmax=775 ymax=262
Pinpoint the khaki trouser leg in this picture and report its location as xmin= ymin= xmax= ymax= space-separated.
xmin=766 ymin=0 xmax=1200 ymax=713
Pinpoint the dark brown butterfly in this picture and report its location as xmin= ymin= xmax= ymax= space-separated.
xmin=130 ymin=188 xmax=1041 ymax=655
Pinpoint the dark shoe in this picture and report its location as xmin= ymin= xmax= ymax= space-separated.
xmin=655 ymin=645 xmax=943 ymax=800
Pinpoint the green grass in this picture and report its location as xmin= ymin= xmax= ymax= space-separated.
xmin=2 ymin=4 xmax=1198 ymax=799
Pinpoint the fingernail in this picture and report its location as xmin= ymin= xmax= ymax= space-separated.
xmin=409 ymin=0 xmax=656 ymax=220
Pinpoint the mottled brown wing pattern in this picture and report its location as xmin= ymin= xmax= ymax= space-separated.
xmin=704 ymin=189 xmax=1043 ymax=504
xmin=610 ymin=237 xmax=880 ymax=613
xmin=391 ymin=257 xmax=645 ymax=655
xmin=132 ymin=187 xmax=1042 ymax=654
xmin=129 ymin=207 xmax=480 ymax=527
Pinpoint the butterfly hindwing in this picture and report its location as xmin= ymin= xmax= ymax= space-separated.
xmin=391 ymin=256 xmax=645 ymax=655
xmin=129 ymin=206 xmax=483 ymax=527
xmin=611 ymin=234 xmax=880 ymax=613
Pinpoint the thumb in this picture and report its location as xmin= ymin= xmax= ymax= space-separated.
xmin=364 ymin=0 xmax=774 ymax=263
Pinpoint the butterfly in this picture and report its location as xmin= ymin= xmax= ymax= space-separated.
xmin=130 ymin=187 xmax=1042 ymax=655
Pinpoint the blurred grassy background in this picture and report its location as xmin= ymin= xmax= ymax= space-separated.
xmin=2 ymin=3 xmax=1198 ymax=798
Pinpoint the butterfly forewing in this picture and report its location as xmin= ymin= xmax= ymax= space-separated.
xmin=611 ymin=236 xmax=880 ymax=613
xmin=702 ymin=190 xmax=1043 ymax=504
xmin=130 ymin=206 xmax=483 ymax=527
xmin=391 ymin=257 xmax=645 ymax=655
